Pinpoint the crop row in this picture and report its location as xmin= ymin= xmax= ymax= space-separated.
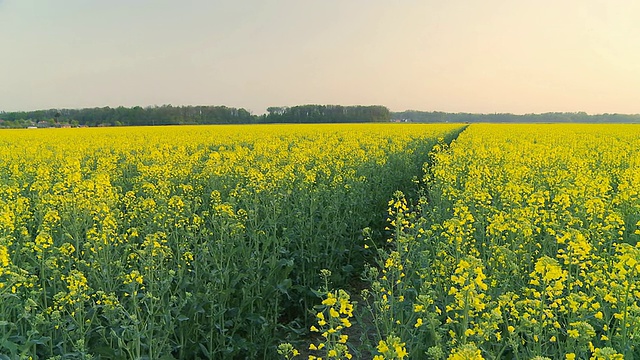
xmin=354 ymin=125 xmax=640 ymax=360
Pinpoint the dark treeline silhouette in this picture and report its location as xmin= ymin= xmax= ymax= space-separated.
xmin=0 ymin=105 xmax=255 ymax=128
xmin=264 ymin=105 xmax=390 ymax=123
xmin=392 ymin=110 xmax=640 ymax=123
xmin=3 ymin=106 xmax=639 ymax=128
xmin=0 ymin=104 xmax=391 ymax=128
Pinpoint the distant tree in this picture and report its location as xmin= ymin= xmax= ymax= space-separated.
xmin=264 ymin=105 xmax=390 ymax=123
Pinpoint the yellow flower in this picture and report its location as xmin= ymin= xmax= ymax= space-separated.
xmin=447 ymin=343 xmax=484 ymax=360
xmin=329 ymin=308 xmax=339 ymax=318
xmin=590 ymin=347 xmax=624 ymax=360
xmin=124 ymin=270 xmax=144 ymax=285
xmin=0 ymin=245 xmax=9 ymax=267
xmin=377 ymin=340 xmax=389 ymax=354
xmin=340 ymin=318 xmax=351 ymax=327
xmin=322 ymin=293 xmax=337 ymax=306
xmin=594 ymin=311 xmax=603 ymax=320
xmin=396 ymin=346 xmax=408 ymax=359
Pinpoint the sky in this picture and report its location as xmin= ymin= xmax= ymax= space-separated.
xmin=1 ymin=0 xmax=640 ymax=114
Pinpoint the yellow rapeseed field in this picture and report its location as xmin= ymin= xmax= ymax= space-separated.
xmin=4 ymin=123 xmax=637 ymax=359
xmin=364 ymin=124 xmax=640 ymax=360
xmin=0 ymin=124 xmax=462 ymax=359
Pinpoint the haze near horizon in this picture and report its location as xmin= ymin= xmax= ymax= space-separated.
xmin=1 ymin=0 xmax=639 ymax=115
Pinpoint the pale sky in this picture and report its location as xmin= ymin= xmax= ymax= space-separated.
xmin=1 ymin=0 xmax=639 ymax=114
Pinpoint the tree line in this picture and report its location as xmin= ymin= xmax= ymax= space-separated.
xmin=391 ymin=110 xmax=640 ymax=123
xmin=0 ymin=105 xmax=255 ymax=128
xmin=0 ymin=104 xmax=391 ymax=128
xmin=264 ymin=105 xmax=390 ymax=123
xmin=3 ymin=106 xmax=639 ymax=128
